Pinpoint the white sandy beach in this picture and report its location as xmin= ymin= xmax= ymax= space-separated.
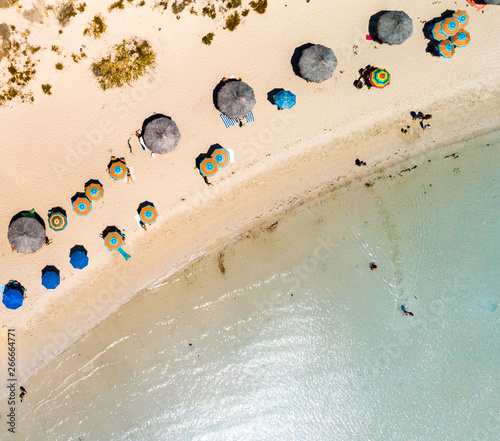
xmin=0 ymin=0 xmax=499 ymax=383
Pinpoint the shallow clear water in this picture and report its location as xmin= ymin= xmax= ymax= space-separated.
xmin=6 ymin=132 xmax=500 ymax=441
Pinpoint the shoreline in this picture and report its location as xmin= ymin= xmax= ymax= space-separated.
xmin=4 ymin=90 xmax=500 ymax=388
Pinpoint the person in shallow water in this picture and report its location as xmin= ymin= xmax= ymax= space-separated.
xmin=369 ymin=262 xmax=378 ymax=270
xmin=401 ymin=305 xmax=414 ymax=316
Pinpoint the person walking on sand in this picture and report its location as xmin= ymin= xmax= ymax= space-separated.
xmin=422 ymin=114 xmax=432 ymax=120
xmin=140 ymin=220 xmax=147 ymax=231
xmin=422 ymin=123 xmax=431 ymax=130
xmin=20 ymin=386 xmax=27 ymax=402
xmin=126 ymin=168 xmax=134 ymax=184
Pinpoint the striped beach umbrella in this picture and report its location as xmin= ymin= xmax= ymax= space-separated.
xmin=41 ymin=266 xmax=60 ymax=290
xmin=438 ymin=40 xmax=455 ymax=58
xmin=453 ymin=10 xmax=469 ymax=28
xmin=72 ymin=193 xmax=92 ymax=216
xmin=2 ymin=288 xmax=24 ymax=310
xmin=274 ymin=90 xmax=296 ymax=109
xmin=199 ymin=157 xmax=218 ymax=177
xmin=107 ymin=157 xmax=127 ymax=180
xmin=211 ymin=147 xmax=231 ymax=167
xmin=441 ymin=17 xmax=460 ymax=36
xmin=85 ymin=179 xmax=104 ymax=201
xmin=104 ymin=231 xmax=123 ymax=250
xmin=70 ymin=245 xmax=89 ymax=269
xmin=368 ymin=68 xmax=391 ymax=89
xmin=451 ymin=30 xmax=470 ymax=47
xmin=48 ymin=207 xmax=67 ymax=231
xmin=431 ymin=22 xmax=448 ymax=41
xmin=138 ymin=201 xmax=158 ymax=225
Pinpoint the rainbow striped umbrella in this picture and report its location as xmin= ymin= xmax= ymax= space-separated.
xmin=138 ymin=202 xmax=158 ymax=225
xmin=453 ymin=10 xmax=469 ymax=28
xmin=441 ymin=17 xmax=460 ymax=36
xmin=199 ymin=157 xmax=218 ymax=177
xmin=431 ymin=22 xmax=448 ymax=41
xmin=451 ymin=30 xmax=470 ymax=47
xmin=85 ymin=179 xmax=104 ymax=201
xmin=368 ymin=68 xmax=391 ymax=89
xmin=107 ymin=157 xmax=127 ymax=180
xmin=48 ymin=207 xmax=67 ymax=231
xmin=72 ymin=193 xmax=92 ymax=216
xmin=211 ymin=147 xmax=231 ymax=167
xmin=438 ymin=39 xmax=455 ymax=58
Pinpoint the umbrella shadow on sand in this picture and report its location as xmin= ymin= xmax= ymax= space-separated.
xmin=69 ymin=244 xmax=87 ymax=255
xmin=212 ymin=78 xmax=239 ymax=111
xmin=267 ymin=88 xmax=284 ymax=106
xmin=9 ymin=210 xmax=45 ymax=229
xmin=422 ymin=9 xmax=456 ymax=39
xmin=368 ymin=11 xmax=389 ymax=43
xmin=290 ymin=43 xmax=313 ymax=77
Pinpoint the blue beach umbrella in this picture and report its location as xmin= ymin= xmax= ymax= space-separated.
xmin=42 ymin=266 xmax=60 ymax=289
xmin=70 ymin=245 xmax=89 ymax=269
xmin=274 ymin=90 xmax=296 ymax=109
xmin=2 ymin=288 xmax=24 ymax=310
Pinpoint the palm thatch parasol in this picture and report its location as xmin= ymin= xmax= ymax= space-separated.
xmin=217 ymin=81 xmax=256 ymax=119
xmin=8 ymin=216 xmax=45 ymax=253
xmin=484 ymin=0 xmax=500 ymax=4
xmin=298 ymin=44 xmax=337 ymax=83
xmin=142 ymin=116 xmax=181 ymax=154
xmin=377 ymin=11 xmax=413 ymax=45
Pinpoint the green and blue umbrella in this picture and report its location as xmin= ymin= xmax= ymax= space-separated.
xmin=274 ymin=90 xmax=296 ymax=109
xmin=42 ymin=266 xmax=60 ymax=290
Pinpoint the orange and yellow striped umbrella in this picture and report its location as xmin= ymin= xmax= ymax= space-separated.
xmin=108 ymin=157 xmax=127 ymax=180
xmin=48 ymin=211 xmax=67 ymax=231
xmin=438 ymin=39 xmax=455 ymax=58
xmin=104 ymin=231 xmax=123 ymax=250
xmin=85 ymin=179 xmax=104 ymax=201
xmin=72 ymin=193 xmax=92 ymax=216
xmin=368 ymin=68 xmax=391 ymax=89
xmin=441 ymin=17 xmax=460 ymax=36
xmin=211 ymin=147 xmax=231 ymax=167
xmin=138 ymin=202 xmax=158 ymax=225
xmin=199 ymin=157 xmax=218 ymax=177
xmin=453 ymin=10 xmax=469 ymax=28
xmin=451 ymin=30 xmax=470 ymax=47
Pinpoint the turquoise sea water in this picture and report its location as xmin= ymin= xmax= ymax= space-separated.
xmin=4 ymin=132 xmax=500 ymax=440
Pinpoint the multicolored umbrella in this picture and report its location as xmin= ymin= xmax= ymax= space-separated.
xmin=451 ymin=30 xmax=470 ymax=47
xmin=438 ymin=39 xmax=455 ymax=58
xmin=70 ymin=245 xmax=89 ymax=269
xmin=2 ymin=287 xmax=24 ymax=310
xmin=48 ymin=208 xmax=67 ymax=231
xmin=72 ymin=193 xmax=92 ymax=216
xmin=274 ymin=90 xmax=296 ymax=109
xmin=441 ymin=17 xmax=460 ymax=36
xmin=107 ymin=157 xmax=127 ymax=180
xmin=41 ymin=266 xmax=60 ymax=290
xmin=431 ymin=22 xmax=449 ymax=41
xmin=368 ymin=68 xmax=391 ymax=89
xmin=211 ymin=147 xmax=231 ymax=167
xmin=198 ymin=157 xmax=218 ymax=177
xmin=453 ymin=10 xmax=469 ymax=28
xmin=138 ymin=202 xmax=158 ymax=225
xmin=85 ymin=179 xmax=104 ymax=201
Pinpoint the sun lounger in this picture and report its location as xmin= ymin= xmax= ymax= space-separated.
xmin=245 ymin=111 xmax=255 ymax=123
xmin=139 ymin=136 xmax=147 ymax=150
xmin=220 ymin=114 xmax=239 ymax=128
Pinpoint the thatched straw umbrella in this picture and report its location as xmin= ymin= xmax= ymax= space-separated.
xmin=142 ymin=115 xmax=181 ymax=155
xmin=298 ymin=44 xmax=337 ymax=83
xmin=8 ymin=216 xmax=45 ymax=253
xmin=217 ymin=80 xmax=256 ymax=119
xmin=377 ymin=11 xmax=413 ymax=45
xmin=484 ymin=0 xmax=500 ymax=4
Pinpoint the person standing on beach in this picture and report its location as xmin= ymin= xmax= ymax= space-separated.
xmin=19 ymin=386 xmax=27 ymax=402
